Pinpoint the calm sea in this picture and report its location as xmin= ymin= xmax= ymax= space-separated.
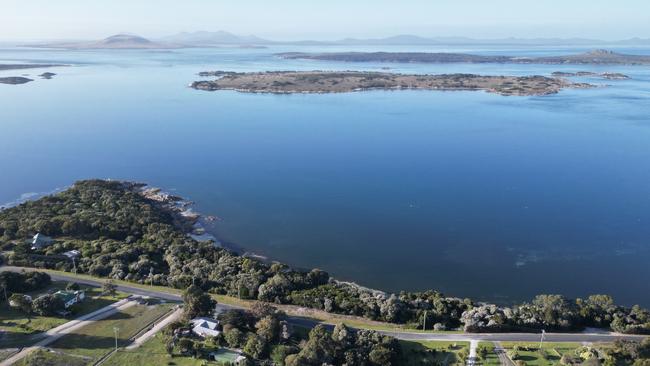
xmin=1 ymin=45 xmax=650 ymax=306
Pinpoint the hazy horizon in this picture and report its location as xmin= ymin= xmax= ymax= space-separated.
xmin=1 ymin=0 xmax=649 ymax=42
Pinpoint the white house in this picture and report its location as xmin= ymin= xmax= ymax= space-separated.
xmin=63 ymin=250 xmax=81 ymax=259
xmin=191 ymin=317 xmax=221 ymax=338
xmin=31 ymin=233 xmax=54 ymax=249
xmin=53 ymin=290 xmax=85 ymax=309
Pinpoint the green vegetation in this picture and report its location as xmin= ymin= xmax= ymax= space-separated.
xmin=44 ymin=303 xmax=173 ymax=363
xmin=397 ymin=340 xmax=469 ymax=365
xmin=1 ymin=179 xmax=649 ymax=339
xmin=103 ymin=332 xmax=219 ymax=365
xmin=477 ymin=342 xmax=500 ymax=365
xmin=498 ymin=341 xmax=650 ymax=366
xmin=17 ymin=349 xmax=89 ymax=366
xmin=0 ymin=279 xmax=126 ymax=348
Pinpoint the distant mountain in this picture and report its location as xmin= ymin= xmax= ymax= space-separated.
xmin=33 ymin=34 xmax=180 ymax=49
xmin=159 ymin=31 xmax=271 ymax=46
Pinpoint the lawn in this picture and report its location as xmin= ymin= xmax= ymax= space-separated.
xmin=103 ymin=332 xmax=220 ymax=366
xmin=0 ymin=282 xmax=127 ymax=348
xmin=477 ymin=342 xmax=501 ymax=366
xmin=398 ymin=340 xmax=469 ymax=366
xmin=32 ymin=303 xmax=174 ymax=364
xmin=500 ymin=342 xmax=582 ymax=366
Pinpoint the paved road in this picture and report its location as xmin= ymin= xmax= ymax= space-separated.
xmin=2 ymin=266 xmax=647 ymax=344
xmin=493 ymin=341 xmax=515 ymax=366
xmin=126 ymin=307 xmax=184 ymax=350
xmin=467 ymin=339 xmax=478 ymax=365
xmin=0 ymin=299 xmax=136 ymax=366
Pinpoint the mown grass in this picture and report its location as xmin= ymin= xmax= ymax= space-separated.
xmin=0 ymin=282 xmax=127 ymax=348
xmin=478 ymin=342 xmax=501 ymax=366
xmin=500 ymin=342 xmax=582 ymax=366
xmin=103 ymin=332 xmax=221 ymax=366
xmin=16 ymin=348 xmax=90 ymax=366
xmin=398 ymin=340 xmax=469 ymax=366
xmin=43 ymin=303 xmax=174 ymax=363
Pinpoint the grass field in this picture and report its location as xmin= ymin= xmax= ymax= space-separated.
xmin=17 ymin=303 xmax=175 ymax=365
xmin=0 ymin=282 xmax=127 ymax=348
xmin=477 ymin=342 xmax=501 ymax=366
xmin=103 ymin=332 xmax=221 ymax=366
xmin=500 ymin=342 xmax=582 ymax=366
xmin=398 ymin=340 xmax=469 ymax=366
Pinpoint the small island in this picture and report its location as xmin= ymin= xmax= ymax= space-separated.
xmin=39 ymin=72 xmax=57 ymax=79
xmin=191 ymin=70 xmax=595 ymax=96
xmin=552 ymin=71 xmax=630 ymax=80
xmin=0 ymin=76 xmax=34 ymax=85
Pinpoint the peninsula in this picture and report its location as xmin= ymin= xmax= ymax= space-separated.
xmin=279 ymin=49 xmax=650 ymax=65
xmin=191 ymin=70 xmax=594 ymax=96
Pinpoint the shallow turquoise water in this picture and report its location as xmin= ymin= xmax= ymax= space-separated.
xmin=1 ymin=45 xmax=650 ymax=305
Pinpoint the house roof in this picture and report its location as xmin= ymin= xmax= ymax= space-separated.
xmin=191 ymin=317 xmax=219 ymax=330
xmin=53 ymin=290 xmax=81 ymax=303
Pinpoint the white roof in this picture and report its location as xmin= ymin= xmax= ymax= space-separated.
xmin=191 ymin=317 xmax=220 ymax=337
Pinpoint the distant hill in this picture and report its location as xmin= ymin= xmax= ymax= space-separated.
xmin=159 ymin=31 xmax=271 ymax=46
xmin=33 ymin=34 xmax=181 ymax=49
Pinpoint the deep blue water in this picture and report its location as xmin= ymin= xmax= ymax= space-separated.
xmin=1 ymin=45 xmax=650 ymax=306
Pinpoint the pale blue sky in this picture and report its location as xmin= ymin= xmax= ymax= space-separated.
xmin=1 ymin=0 xmax=648 ymax=41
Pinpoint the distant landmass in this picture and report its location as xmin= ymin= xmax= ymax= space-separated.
xmin=31 ymin=34 xmax=181 ymax=49
xmin=19 ymin=32 xmax=650 ymax=48
xmin=279 ymin=49 xmax=650 ymax=65
xmin=159 ymin=31 xmax=270 ymax=46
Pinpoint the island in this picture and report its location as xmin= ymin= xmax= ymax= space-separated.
xmin=191 ymin=70 xmax=595 ymax=96
xmin=39 ymin=72 xmax=57 ymax=79
xmin=279 ymin=49 xmax=650 ymax=65
xmin=0 ymin=64 xmax=64 ymax=71
xmin=0 ymin=76 xmax=34 ymax=85
xmin=552 ymin=71 xmax=630 ymax=79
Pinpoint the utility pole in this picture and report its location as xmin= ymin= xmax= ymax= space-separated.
xmin=149 ymin=268 xmax=154 ymax=287
xmin=539 ymin=329 xmax=545 ymax=350
xmin=2 ymin=285 xmax=7 ymax=303
xmin=113 ymin=327 xmax=119 ymax=352
xmin=71 ymin=257 xmax=77 ymax=274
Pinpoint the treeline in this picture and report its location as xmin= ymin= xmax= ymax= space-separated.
xmin=1 ymin=180 xmax=649 ymax=335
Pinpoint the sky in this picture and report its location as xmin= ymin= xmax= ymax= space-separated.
xmin=1 ymin=0 xmax=649 ymax=41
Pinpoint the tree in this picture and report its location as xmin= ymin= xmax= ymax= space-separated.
xmin=224 ymin=328 xmax=245 ymax=348
xmin=255 ymin=315 xmax=280 ymax=342
xmin=66 ymin=282 xmax=80 ymax=291
xmin=177 ymin=338 xmax=195 ymax=355
xmin=369 ymin=345 xmax=394 ymax=366
xmin=182 ymin=285 xmax=216 ymax=319
xmin=102 ymin=280 xmax=117 ymax=297
xmin=9 ymin=293 xmax=32 ymax=314
xmin=164 ymin=337 xmax=175 ymax=355
xmin=32 ymin=294 xmax=65 ymax=316
xmin=244 ymin=334 xmax=268 ymax=359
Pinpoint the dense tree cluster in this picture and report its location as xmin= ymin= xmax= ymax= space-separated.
xmin=0 ymin=270 xmax=51 ymax=295
xmin=1 ymin=180 xmax=649 ymax=336
xmin=169 ymin=287 xmax=400 ymax=365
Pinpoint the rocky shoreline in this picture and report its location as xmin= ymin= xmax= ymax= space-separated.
xmin=191 ymin=70 xmax=596 ymax=96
